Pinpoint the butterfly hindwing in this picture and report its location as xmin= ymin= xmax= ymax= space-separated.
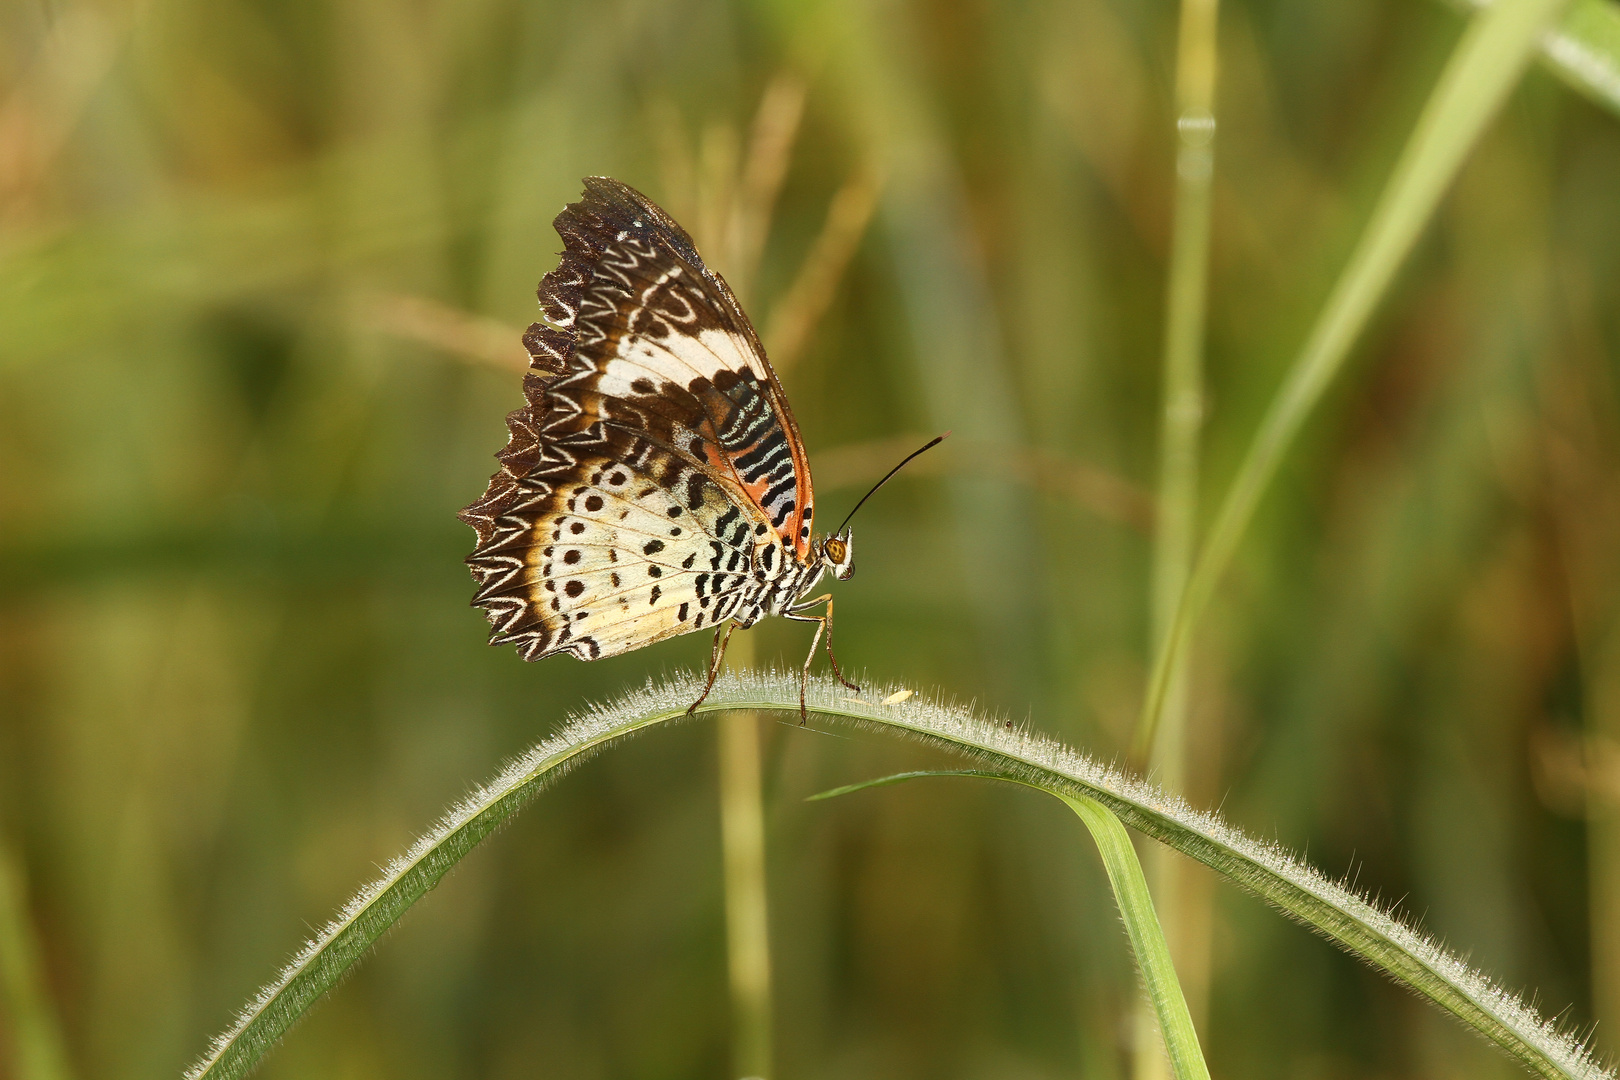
xmin=469 ymin=444 xmax=769 ymax=661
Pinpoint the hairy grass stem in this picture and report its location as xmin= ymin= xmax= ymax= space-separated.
xmin=187 ymin=672 xmax=1611 ymax=1080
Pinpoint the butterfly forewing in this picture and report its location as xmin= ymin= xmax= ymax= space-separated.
xmin=552 ymin=180 xmax=815 ymax=553
xmin=460 ymin=177 xmax=814 ymax=663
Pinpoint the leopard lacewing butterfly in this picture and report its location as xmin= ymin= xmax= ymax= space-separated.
xmin=459 ymin=177 xmax=942 ymax=715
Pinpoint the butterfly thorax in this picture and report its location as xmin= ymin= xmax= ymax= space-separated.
xmin=697 ymin=530 xmax=851 ymax=637
xmin=753 ymin=551 xmax=825 ymax=620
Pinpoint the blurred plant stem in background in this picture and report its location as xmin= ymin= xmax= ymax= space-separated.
xmin=1138 ymin=0 xmax=1219 ymax=778
xmin=1137 ymin=0 xmax=1575 ymax=749
xmin=718 ymin=632 xmax=772 ymax=1080
xmin=763 ymin=166 xmax=883 ymax=375
xmin=356 ymin=293 xmax=530 ymax=373
xmin=722 ymin=76 xmax=806 ymax=307
xmin=0 ymin=840 xmax=74 ymax=1080
xmin=1535 ymin=268 xmax=1620 ymax=1038
xmin=813 ymin=436 xmax=1153 ymax=532
xmin=0 ymin=5 xmax=119 ymax=226
xmin=781 ymin=0 xmax=1047 ymax=700
xmin=1587 ymin=640 xmax=1620 ymax=1037
xmin=1133 ymin=0 xmax=1220 ymax=1074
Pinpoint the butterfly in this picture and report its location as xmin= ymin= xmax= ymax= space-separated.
xmin=459 ymin=176 xmax=941 ymax=717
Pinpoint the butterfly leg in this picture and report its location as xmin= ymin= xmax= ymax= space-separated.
xmin=818 ymin=596 xmax=861 ymax=694
xmin=785 ymin=594 xmax=860 ymax=723
xmin=688 ymin=621 xmax=737 ymax=714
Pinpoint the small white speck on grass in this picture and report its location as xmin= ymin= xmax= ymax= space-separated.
xmin=883 ymin=689 xmax=914 ymax=705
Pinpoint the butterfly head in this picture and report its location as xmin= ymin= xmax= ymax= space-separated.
xmin=820 ymin=531 xmax=855 ymax=580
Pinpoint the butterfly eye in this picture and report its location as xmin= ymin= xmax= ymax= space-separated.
xmin=824 ymin=538 xmax=847 ymax=564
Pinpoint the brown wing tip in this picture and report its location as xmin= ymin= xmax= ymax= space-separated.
xmin=466 ymin=175 xmax=707 ymax=540
xmin=559 ymin=177 xmax=705 ymax=270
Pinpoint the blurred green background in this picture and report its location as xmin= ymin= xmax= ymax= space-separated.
xmin=2 ymin=0 xmax=1619 ymax=1077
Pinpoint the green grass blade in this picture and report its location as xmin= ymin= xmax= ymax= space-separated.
xmin=810 ymin=771 xmax=1209 ymax=1079
xmin=1137 ymin=0 xmax=1574 ymax=745
xmin=1062 ymin=794 xmax=1210 ymax=1080
xmin=804 ymin=769 xmax=1008 ymax=800
xmin=1547 ymin=0 xmax=1620 ymax=113
xmin=189 ymin=673 xmax=1610 ymax=1080
xmin=1442 ymin=0 xmax=1620 ymax=114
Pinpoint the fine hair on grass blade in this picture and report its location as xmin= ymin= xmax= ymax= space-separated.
xmin=1135 ymin=0 xmax=1574 ymax=750
xmin=189 ymin=673 xmax=1609 ymax=1080
xmin=811 ymin=771 xmax=1210 ymax=1080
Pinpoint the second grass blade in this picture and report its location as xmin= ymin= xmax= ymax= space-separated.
xmin=808 ymin=771 xmax=1210 ymax=1080
xmin=1137 ymin=0 xmax=1574 ymax=742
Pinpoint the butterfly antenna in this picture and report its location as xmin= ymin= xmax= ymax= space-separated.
xmin=835 ymin=432 xmax=950 ymax=535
